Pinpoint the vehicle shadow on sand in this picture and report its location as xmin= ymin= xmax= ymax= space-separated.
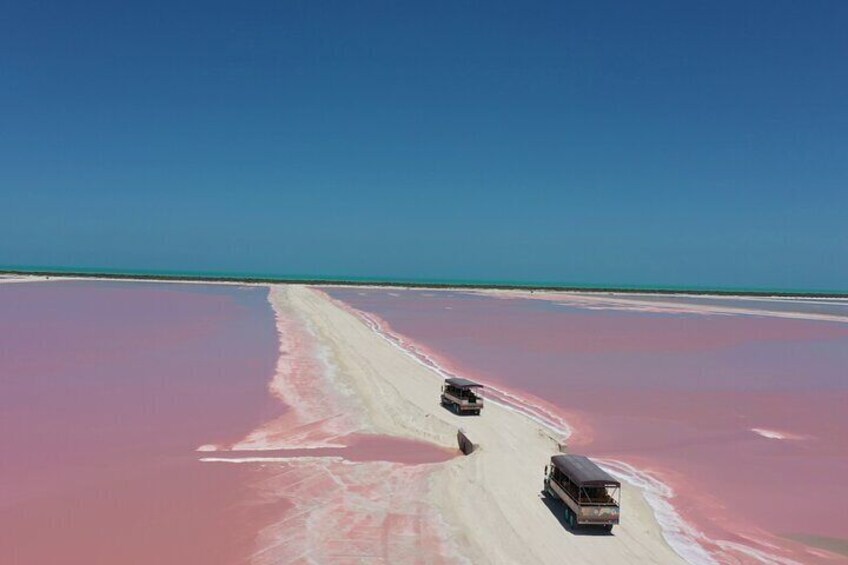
xmin=539 ymin=491 xmax=615 ymax=537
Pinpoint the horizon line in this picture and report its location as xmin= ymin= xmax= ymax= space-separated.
xmin=2 ymin=265 xmax=847 ymax=298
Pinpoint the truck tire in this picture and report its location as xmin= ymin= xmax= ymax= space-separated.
xmin=566 ymin=508 xmax=575 ymax=529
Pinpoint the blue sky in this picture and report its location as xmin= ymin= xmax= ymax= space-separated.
xmin=2 ymin=1 xmax=846 ymax=290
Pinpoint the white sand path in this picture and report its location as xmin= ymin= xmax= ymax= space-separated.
xmin=284 ymin=285 xmax=685 ymax=564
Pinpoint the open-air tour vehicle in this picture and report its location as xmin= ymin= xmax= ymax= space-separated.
xmin=543 ymin=454 xmax=620 ymax=532
xmin=440 ymin=377 xmax=484 ymax=415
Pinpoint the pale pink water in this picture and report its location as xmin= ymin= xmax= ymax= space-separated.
xmin=326 ymin=288 xmax=848 ymax=563
xmin=0 ymin=281 xmax=284 ymax=565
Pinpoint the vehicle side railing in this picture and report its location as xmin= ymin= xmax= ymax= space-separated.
xmin=552 ymin=478 xmax=619 ymax=506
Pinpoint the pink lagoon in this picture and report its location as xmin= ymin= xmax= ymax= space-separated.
xmin=0 ymin=280 xmax=283 ymax=564
xmin=325 ymin=287 xmax=848 ymax=563
xmin=5 ymin=279 xmax=847 ymax=564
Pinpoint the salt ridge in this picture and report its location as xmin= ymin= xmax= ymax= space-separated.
xmin=482 ymin=291 xmax=848 ymax=324
xmin=199 ymin=455 xmax=347 ymax=464
xmin=751 ymin=428 xmax=801 ymax=441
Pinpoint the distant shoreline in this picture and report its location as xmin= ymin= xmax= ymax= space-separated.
xmin=2 ymin=267 xmax=846 ymax=298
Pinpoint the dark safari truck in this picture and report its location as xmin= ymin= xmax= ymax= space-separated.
xmin=543 ymin=454 xmax=621 ymax=532
xmin=440 ymin=378 xmax=484 ymax=415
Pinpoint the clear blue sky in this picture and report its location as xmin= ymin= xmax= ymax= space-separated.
xmin=2 ymin=1 xmax=846 ymax=290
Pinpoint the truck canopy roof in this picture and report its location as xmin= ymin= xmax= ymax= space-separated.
xmin=551 ymin=455 xmax=620 ymax=487
xmin=445 ymin=377 xmax=483 ymax=389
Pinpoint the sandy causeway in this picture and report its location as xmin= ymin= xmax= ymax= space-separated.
xmin=283 ymin=284 xmax=683 ymax=564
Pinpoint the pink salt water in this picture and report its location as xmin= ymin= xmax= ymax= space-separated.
xmin=0 ymin=281 xmax=284 ymax=565
xmin=326 ymin=287 xmax=848 ymax=563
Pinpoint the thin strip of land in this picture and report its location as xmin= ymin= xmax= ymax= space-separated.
xmin=284 ymin=285 xmax=684 ymax=564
